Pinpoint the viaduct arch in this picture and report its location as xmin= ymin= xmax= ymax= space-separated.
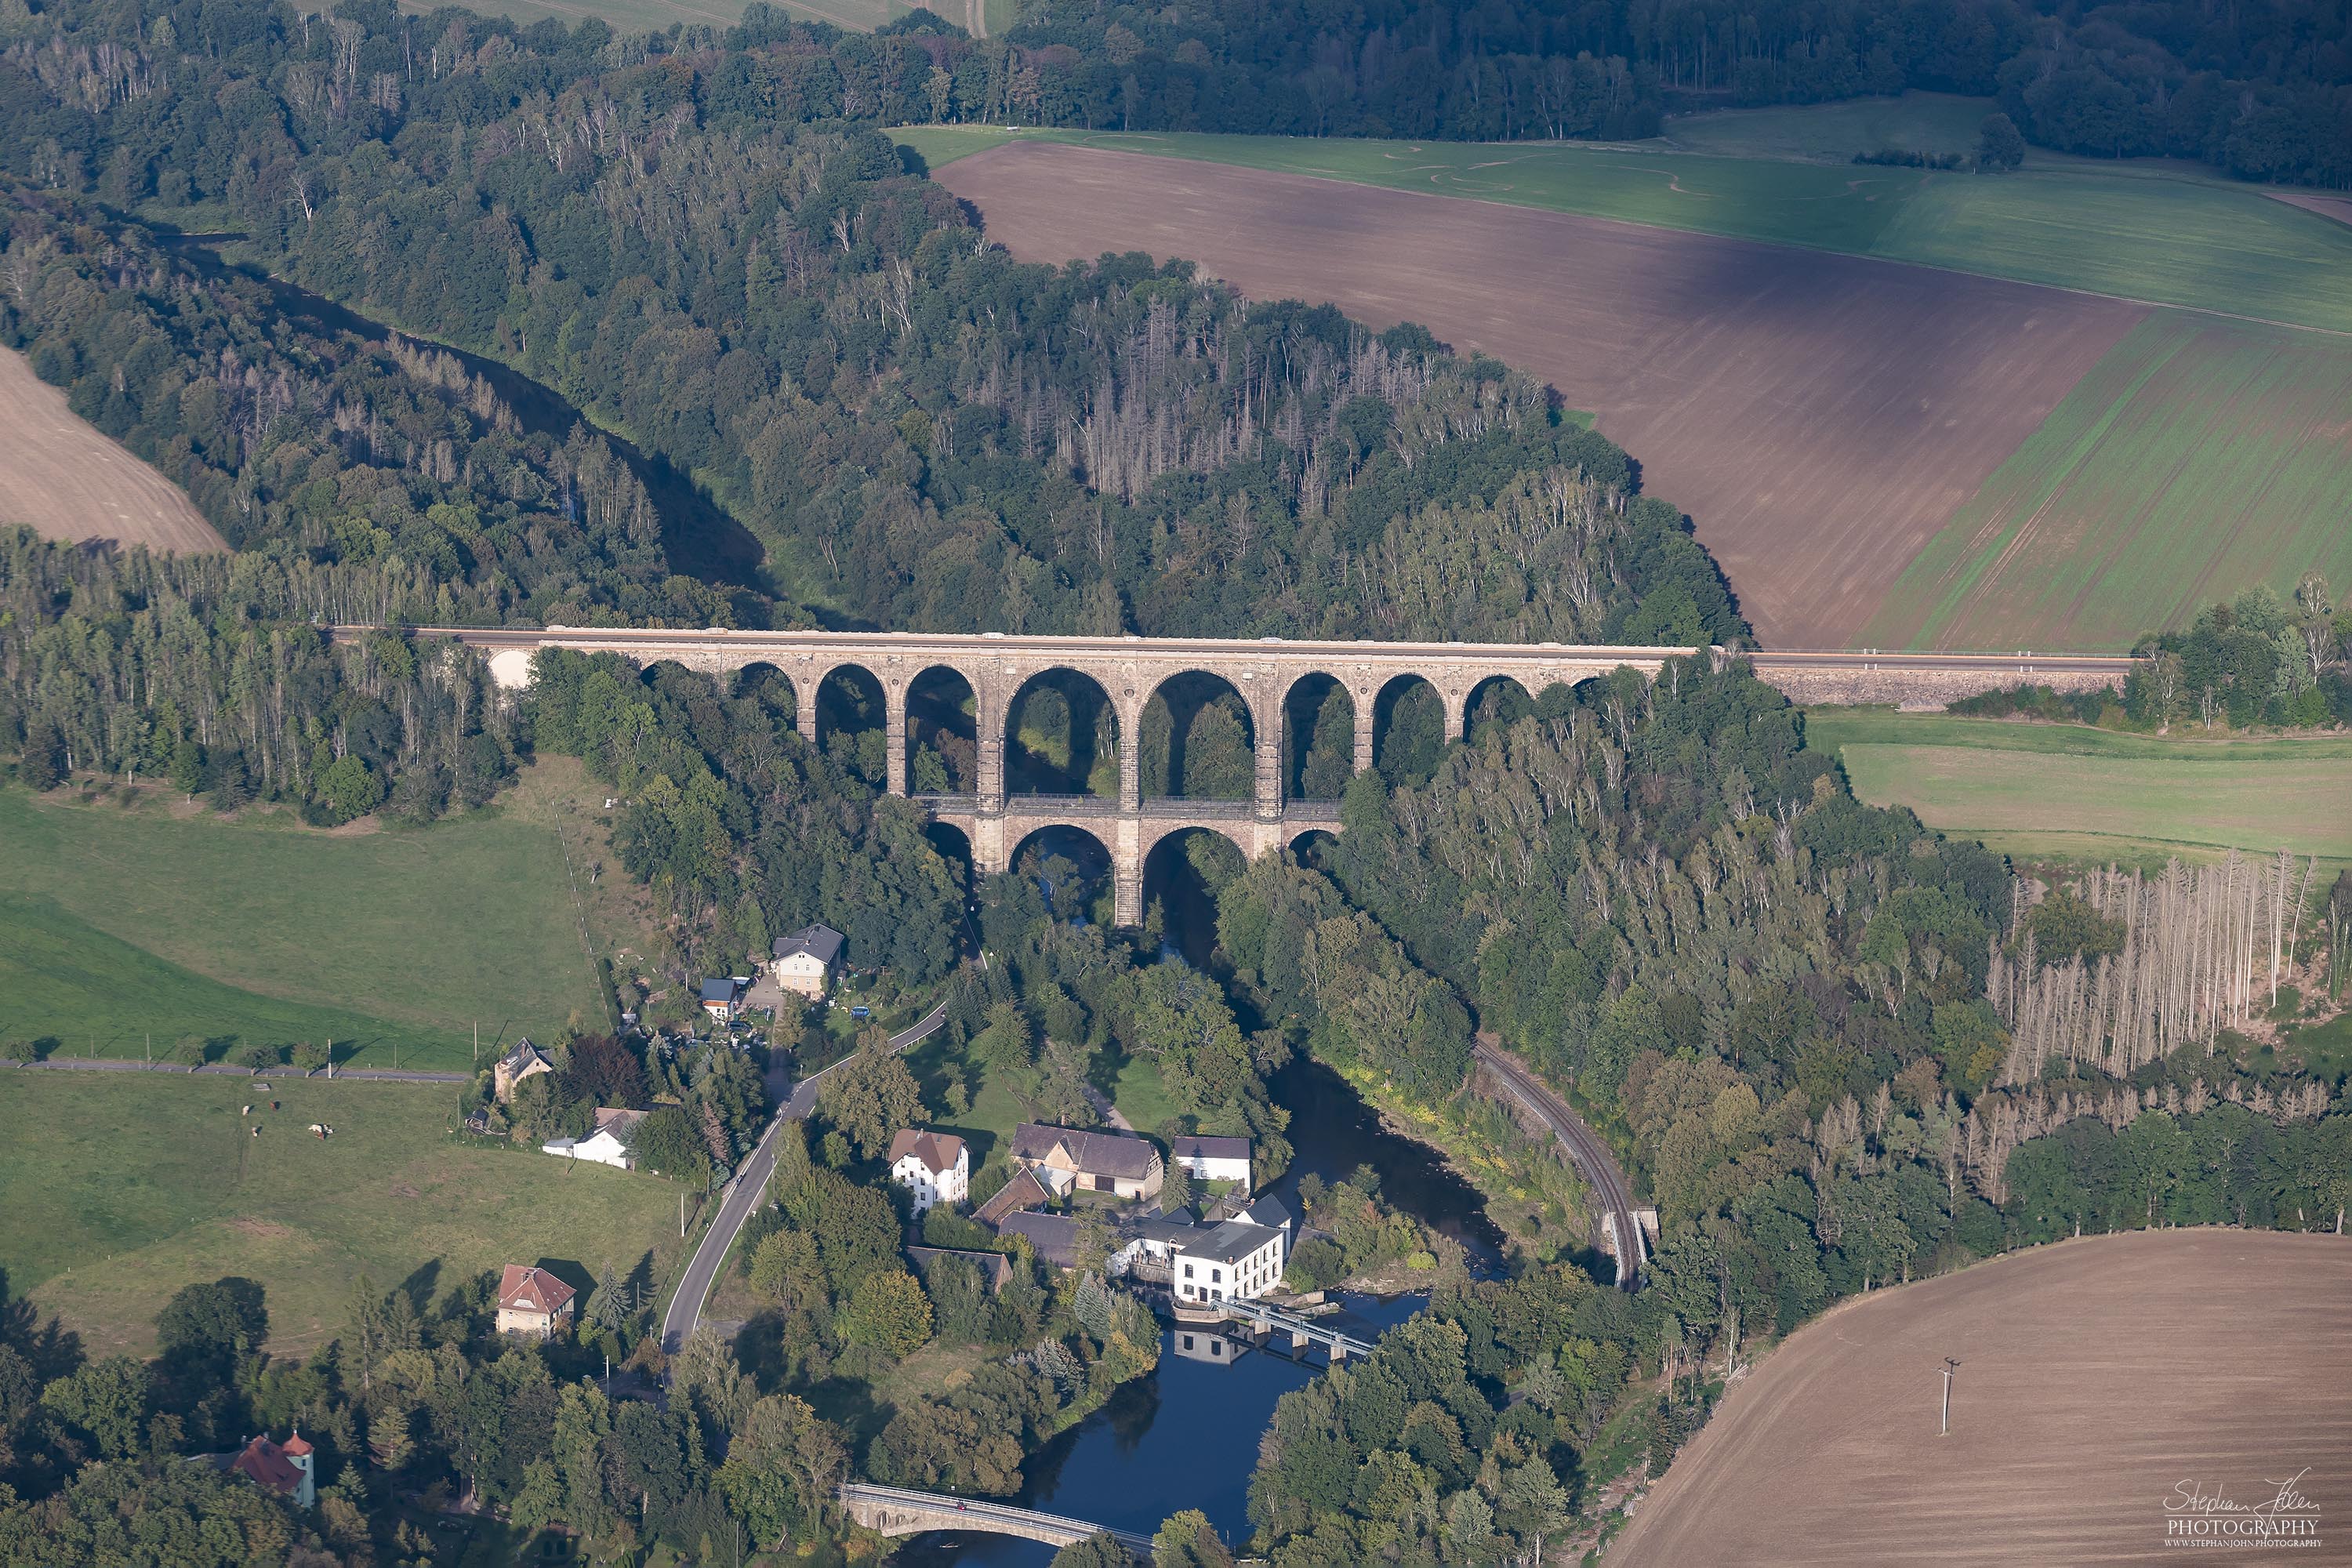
xmin=461 ymin=626 xmax=2129 ymax=926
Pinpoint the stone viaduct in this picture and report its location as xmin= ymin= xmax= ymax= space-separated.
xmin=445 ymin=625 xmax=2129 ymax=926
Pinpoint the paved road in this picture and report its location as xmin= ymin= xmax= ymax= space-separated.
xmin=661 ymin=994 xmax=955 ymax=1353
xmin=1472 ymin=1040 xmax=1646 ymax=1290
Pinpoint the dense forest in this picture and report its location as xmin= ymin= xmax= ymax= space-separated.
xmin=1212 ymin=658 xmax=2350 ymax=1563
xmin=1007 ymin=0 xmax=2352 ymax=183
xmin=0 ymin=0 xmax=1742 ymax=651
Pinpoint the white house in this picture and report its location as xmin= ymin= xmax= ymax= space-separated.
xmin=543 ymin=1107 xmax=645 ymax=1169
xmin=1168 ymin=1134 xmax=1253 ymax=1189
xmin=771 ymin=924 xmax=846 ymax=999
xmin=887 ymin=1128 xmax=968 ymax=1214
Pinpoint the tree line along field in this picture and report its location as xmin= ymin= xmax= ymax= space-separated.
xmin=923 ymin=128 xmax=2352 ymax=652
xmin=0 ymin=775 xmax=608 ymax=1072
xmin=0 ymin=1071 xmax=687 ymax=1358
xmin=1860 ymin=312 xmax=2352 ymax=652
xmin=1609 ymin=1229 xmax=2352 ymax=1566
xmin=0 ymin=346 xmax=225 ymax=556
xmin=902 ymin=122 xmax=2352 ymax=334
xmin=1802 ymin=710 xmax=2352 ymax=870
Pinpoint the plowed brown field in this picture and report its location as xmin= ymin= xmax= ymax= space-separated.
xmin=1612 ymin=1229 xmax=2352 ymax=1566
xmin=938 ymin=143 xmax=2144 ymax=649
xmin=0 ymin=346 xmax=224 ymax=554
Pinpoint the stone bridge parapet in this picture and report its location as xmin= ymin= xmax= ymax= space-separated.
xmin=430 ymin=626 xmax=2136 ymax=925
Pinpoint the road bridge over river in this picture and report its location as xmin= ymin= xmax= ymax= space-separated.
xmin=368 ymin=624 xmax=2129 ymax=924
xmin=840 ymin=1483 xmax=1156 ymax=1555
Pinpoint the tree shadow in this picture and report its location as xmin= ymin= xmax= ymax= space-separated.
xmin=395 ymin=1259 xmax=441 ymax=1317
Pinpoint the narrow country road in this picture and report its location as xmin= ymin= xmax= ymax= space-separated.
xmin=1472 ymin=1039 xmax=1646 ymax=1288
xmin=660 ymin=993 xmax=956 ymax=1353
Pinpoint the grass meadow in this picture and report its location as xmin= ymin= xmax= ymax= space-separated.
xmin=1803 ymin=710 xmax=2352 ymax=868
xmin=1861 ymin=312 xmax=2352 ymax=651
xmin=899 ymin=124 xmax=2352 ymax=332
xmin=0 ymin=772 xmax=612 ymax=1071
xmin=0 ymin=1072 xmax=685 ymax=1356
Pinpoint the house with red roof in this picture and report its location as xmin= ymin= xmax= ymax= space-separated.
xmin=495 ymin=1264 xmax=578 ymax=1339
xmin=230 ymin=1430 xmax=316 ymax=1508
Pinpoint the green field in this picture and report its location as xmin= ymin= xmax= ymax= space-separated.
xmin=0 ymin=782 xmax=605 ymax=1071
xmin=1862 ymin=313 xmax=2352 ymax=651
xmin=1657 ymin=91 xmax=1996 ymax=162
xmin=902 ymin=125 xmax=2352 ymax=332
xmin=1 ymin=1073 xmax=685 ymax=1356
xmin=1805 ymin=710 xmax=2352 ymax=866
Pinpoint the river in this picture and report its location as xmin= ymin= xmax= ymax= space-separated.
xmin=169 ymin=240 xmax=1508 ymax=1556
xmin=901 ymin=856 xmax=1504 ymax=1564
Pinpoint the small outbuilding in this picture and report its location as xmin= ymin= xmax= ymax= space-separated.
xmin=700 ymin=976 xmax=750 ymax=1023
xmin=543 ymin=1107 xmax=645 ymax=1170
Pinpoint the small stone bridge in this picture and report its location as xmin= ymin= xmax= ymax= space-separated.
xmin=840 ymin=1483 xmax=1156 ymax=1555
xmin=378 ymin=624 xmax=2129 ymax=924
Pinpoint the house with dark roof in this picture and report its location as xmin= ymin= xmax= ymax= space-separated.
xmin=495 ymin=1265 xmax=577 ymax=1338
xmin=492 ymin=1039 xmax=551 ymax=1105
xmin=887 ymin=1128 xmax=969 ymax=1214
xmin=771 ymin=924 xmax=846 ymax=998
xmin=230 ymin=1431 xmax=315 ymax=1508
xmin=1008 ymin=1123 xmax=1164 ymax=1203
xmin=1173 ymin=1218 xmax=1287 ymax=1305
xmin=996 ymin=1210 xmax=1084 ymax=1269
xmin=905 ymin=1246 xmax=1014 ymax=1294
xmin=700 ymin=976 xmax=750 ymax=1022
xmin=1168 ymin=1134 xmax=1253 ymax=1189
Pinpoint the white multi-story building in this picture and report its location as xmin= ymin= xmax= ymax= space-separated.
xmin=887 ymin=1128 xmax=969 ymax=1214
xmin=1174 ymin=1218 xmax=1287 ymax=1305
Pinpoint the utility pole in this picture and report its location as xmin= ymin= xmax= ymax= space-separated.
xmin=1940 ymin=1358 xmax=1961 ymax=1436
xmin=680 ymin=1191 xmax=686 ymax=1238
xmin=473 ymin=1021 xmax=478 ymax=1065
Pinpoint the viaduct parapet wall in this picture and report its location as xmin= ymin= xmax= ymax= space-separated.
xmin=436 ymin=626 xmax=2132 ymax=926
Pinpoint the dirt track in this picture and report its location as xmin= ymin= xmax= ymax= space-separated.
xmin=0 ymin=346 xmax=225 ymax=554
xmin=938 ymin=143 xmax=2143 ymax=649
xmin=1610 ymin=1229 xmax=2352 ymax=1566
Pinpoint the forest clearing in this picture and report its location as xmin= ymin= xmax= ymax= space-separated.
xmin=1806 ymin=711 xmax=2352 ymax=868
xmin=0 ymin=768 xmax=612 ymax=1071
xmin=0 ymin=346 xmax=224 ymax=554
xmin=935 ymin=138 xmax=2351 ymax=651
xmin=1 ymin=1072 xmax=685 ymax=1357
xmin=1610 ymin=1229 xmax=2352 ymax=1566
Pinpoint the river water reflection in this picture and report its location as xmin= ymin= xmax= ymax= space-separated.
xmin=895 ymin=1291 xmax=1425 ymax=1566
xmin=900 ymin=1044 xmax=1503 ymax=1563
